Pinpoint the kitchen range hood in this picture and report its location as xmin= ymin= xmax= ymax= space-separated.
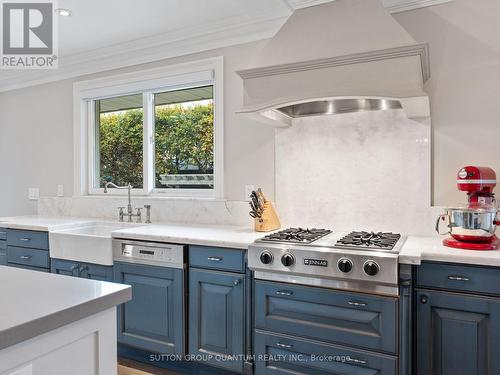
xmin=236 ymin=0 xmax=430 ymax=127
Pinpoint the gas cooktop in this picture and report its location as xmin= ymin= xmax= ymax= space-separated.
xmin=260 ymin=227 xmax=332 ymax=244
xmin=334 ymin=231 xmax=401 ymax=251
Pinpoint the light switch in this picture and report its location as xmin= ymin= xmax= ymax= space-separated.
xmin=28 ymin=188 xmax=39 ymax=201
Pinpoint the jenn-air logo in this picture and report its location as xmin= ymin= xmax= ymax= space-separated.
xmin=1 ymin=1 xmax=58 ymax=69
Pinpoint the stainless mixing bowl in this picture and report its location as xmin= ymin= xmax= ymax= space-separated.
xmin=436 ymin=207 xmax=499 ymax=243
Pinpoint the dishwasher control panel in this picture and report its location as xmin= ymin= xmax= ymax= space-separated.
xmin=113 ymin=239 xmax=185 ymax=268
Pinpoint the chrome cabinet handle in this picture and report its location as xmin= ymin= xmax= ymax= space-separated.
xmin=20 ymin=255 xmax=32 ymax=260
xmin=276 ymin=290 xmax=293 ymax=296
xmin=348 ymin=301 xmax=367 ymax=307
xmin=233 ymin=279 xmax=242 ymax=286
xmin=19 ymin=238 xmax=31 ymax=242
xmin=448 ymin=275 xmax=469 ymax=281
xmin=347 ymin=358 xmax=367 ymax=365
xmin=276 ymin=342 xmax=293 ymax=349
xmin=207 ymin=256 xmax=223 ymax=262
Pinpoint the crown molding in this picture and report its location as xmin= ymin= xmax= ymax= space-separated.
xmin=0 ymin=12 xmax=288 ymax=92
xmin=0 ymin=0 xmax=448 ymax=92
xmin=237 ymin=42 xmax=430 ymax=83
xmin=382 ymin=0 xmax=453 ymax=13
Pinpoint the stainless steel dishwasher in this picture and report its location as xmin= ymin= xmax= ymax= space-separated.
xmin=112 ymin=239 xmax=186 ymax=355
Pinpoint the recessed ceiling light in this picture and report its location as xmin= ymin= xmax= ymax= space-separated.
xmin=55 ymin=8 xmax=71 ymax=17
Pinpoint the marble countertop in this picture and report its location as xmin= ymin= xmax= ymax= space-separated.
xmin=0 ymin=266 xmax=131 ymax=350
xmin=112 ymin=223 xmax=264 ymax=249
xmin=0 ymin=215 xmax=262 ymax=249
xmin=3 ymin=215 xmax=500 ymax=264
xmin=399 ymin=236 xmax=500 ymax=267
xmin=0 ymin=215 xmax=95 ymax=231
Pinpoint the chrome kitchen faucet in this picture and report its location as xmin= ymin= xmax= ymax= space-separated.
xmin=103 ymin=181 xmax=151 ymax=223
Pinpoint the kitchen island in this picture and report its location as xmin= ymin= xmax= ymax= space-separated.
xmin=0 ymin=266 xmax=131 ymax=375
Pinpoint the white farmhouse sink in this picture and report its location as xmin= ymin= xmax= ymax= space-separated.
xmin=50 ymin=222 xmax=142 ymax=266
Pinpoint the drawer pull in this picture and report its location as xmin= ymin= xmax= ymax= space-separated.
xmin=207 ymin=256 xmax=223 ymax=262
xmin=448 ymin=275 xmax=469 ymax=281
xmin=20 ymin=255 xmax=32 ymax=260
xmin=276 ymin=290 xmax=293 ymax=296
xmin=347 ymin=358 xmax=367 ymax=365
xmin=276 ymin=342 xmax=293 ymax=349
xmin=348 ymin=301 xmax=367 ymax=307
xmin=19 ymin=238 xmax=31 ymax=242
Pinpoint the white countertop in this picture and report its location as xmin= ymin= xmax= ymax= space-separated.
xmin=3 ymin=215 xmax=500 ymax=265
xmin=399 ymin=235 xmax=500 ymax=267
xmin=112 ymin=223 xmax=264 ymax=249
xmin=0 ymin=215 xmax=94 ymax=231
xmin=0 ymin=266 xmax=131 ymax=350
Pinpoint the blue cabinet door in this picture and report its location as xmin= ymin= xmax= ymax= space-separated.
xmin=255 ymin=280 xmax=398 ymax=354
xmin=416 ymin=289 xmax=500 ymax=375
xmin=51 ymin=258 xmax=79 ymax=276
xmin=0 ymin=240 xmax=6 ymax=265
xmin=189 ymin=268 xmax=245 ymax=373
xmin=79 ymin=263 xmax=113 ymax=281
xmin=255 ymin=330 xmax=397 ymax=375
xmin=114 ymin=262 xmax=185 ymax=355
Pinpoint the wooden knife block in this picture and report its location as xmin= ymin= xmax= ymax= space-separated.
xmin=255 ymin=202 xmax=281 ymax=232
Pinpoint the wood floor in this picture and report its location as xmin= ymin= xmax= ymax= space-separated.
xmin=118 ymin=358 xmax=183 ymax=375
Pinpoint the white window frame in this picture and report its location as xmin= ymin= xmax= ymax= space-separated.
xmin=73 ymin=57 xmax=224 ymax=198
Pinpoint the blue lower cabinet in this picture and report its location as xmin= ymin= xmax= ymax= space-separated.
xmin=189 ymin=268 xmax=245 ymax=373
xmin=255 ymin=280 xmax=398 ymax=354
xmin=51 ymin=258 xmax=113 ymax=281
xmin=254 ymin=330 xmax=397 ymax=375
xmin=114 ymin=262 xmax=185 ymax=355
xmin=51 ymin=258 xmax=80 ymax=277
xmin=416 ymin=289 xmax=500 ymax=375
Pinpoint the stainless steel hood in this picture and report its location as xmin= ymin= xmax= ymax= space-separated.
xmin=236 ymin=0 xmax=430 ymax=127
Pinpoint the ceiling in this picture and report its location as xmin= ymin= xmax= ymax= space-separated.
xmin=0 ymin=0 xmax=452 ymax=92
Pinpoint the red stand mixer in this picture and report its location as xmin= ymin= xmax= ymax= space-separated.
xmin=436 ymin=166 xmax=500 ymax=250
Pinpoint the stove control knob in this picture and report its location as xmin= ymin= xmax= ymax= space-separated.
xmin=281 ymin=253 xmax=295 ymax=267
xmin=338 ymin=258 xmax=353 ymax=273
xmin=364 ymin=260 xmax=380 ymax=276
xmin=260 ymin=251 xmax=274 ymax=265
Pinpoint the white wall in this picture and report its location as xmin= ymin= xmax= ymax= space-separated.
xmin=395 ymin=0 xmax=500 ymax=205
xmin=0 ymin=41 xmax=276 ymax=216
xmin=2 ymin=0 xmax=500 ymax=218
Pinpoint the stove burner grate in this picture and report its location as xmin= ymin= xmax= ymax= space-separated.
xmin=336 ymin=231 xmax=401 ymax=250
xmin=261 ymin=227 xmax=332 ymax=244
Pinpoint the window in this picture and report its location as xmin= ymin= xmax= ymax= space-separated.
xmin=74 ymin=58 xmax=223 ymax=198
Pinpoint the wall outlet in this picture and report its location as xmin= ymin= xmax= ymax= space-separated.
xmin=245 ymin=185 xmax=255 ymax=201
xmin=57 ymin=184 xmax=64 ymax=197
xmin=28 ymin=188 xmax=39 ymax=201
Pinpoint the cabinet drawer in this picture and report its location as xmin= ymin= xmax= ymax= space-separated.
xmin=8 ymin=263 xmax=49 ymax=272
xmin=255 ymin=280 xmax=398 ymax=354
xmin=416 ymin=262 xmax=500 ymax=296
xmin=7 ymin=229 xmax=49 ymax=250
xmin=0 ymin=228 xmax=6 ymax=241
xmin=255 ymin=330 xmax=397 ymax=375
xmin=0 ymin=241 xmax=6 ymax=250
xmin=189 ymin=245 xmax=245 ymax=272
xmin=7 ymin=246 xmax=49 ymax=269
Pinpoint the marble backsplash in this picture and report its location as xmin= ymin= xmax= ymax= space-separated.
xmin=275 ymin=109 xmax=437 ymax=236
xmin=38 ymin=196 xmax=252 ymax=227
